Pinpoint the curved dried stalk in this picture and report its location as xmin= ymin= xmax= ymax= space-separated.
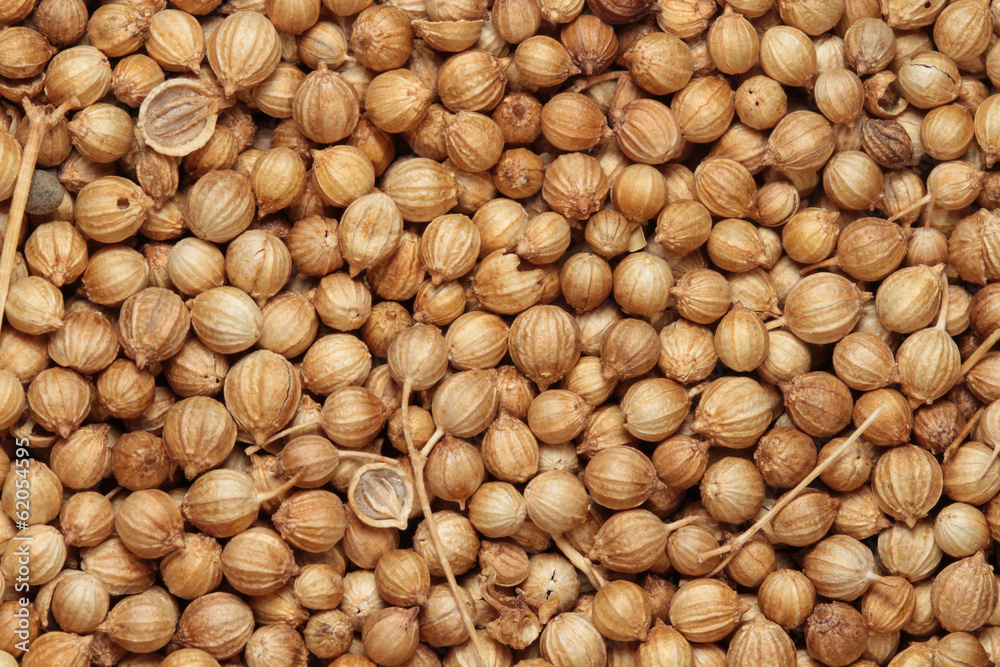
xmin=942 ymin=276 xmax=995 ymax=467
xmin=798 ymin=257 xmax=840 ymax=275
xmin=245 ymin=434 xmax=399 ymax=470
xmin=257 ymin=469 xmax=304 ymax=504
xmin=402 ymin=381 xmax=486 ymax=667
xmin=663 ymin=515 xmax=699 ymax=533
xmin=942 ymin=406 xmax=983 ymax=463
xmin=252 ymin=420 xmax=324 ymax=448
xmin=699 ymin=402 xmax=888 ymax=576
xmin=338 ymin=450 xmax=400 ymax=464
xmin=0 ymin=97 xmax=77 ymax=324
xmin=978 ymin=435 xmax=1000 ymax=482
xmin=567 ymin=70 xmax=625 ymax=94
xmin=935 ymin=269 xmax=949 ymax=331
xmin=552 ymin=532 xmax=607 ymax=590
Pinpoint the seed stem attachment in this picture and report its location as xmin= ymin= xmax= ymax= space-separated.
xmin=958 ymin=327 xmax=1000 ymax=379
xmin=553 ymin=532 xmax=607 ymax=590
xmin=567 ymin=70 xmax=626 ymax=93
xmin=943 ymin=406 xmax=983 ymax=463
xmin=887 ymin=192 xmax=932 ymax=223
xmin=402 ymin=381 xmax=486 ymax=667
xmin=977 ymin=442 xmax=1000 ymax=482
xmin=798 ymin=257 xmax=839 ymax=275
xmin=664 ymin=515 xmax=699 ymax=532
xmin=256 ymin=420 xmax=322 ymax=448
xmin=687 ymin=382 xmax=710 ymax=399
xmin=339 ymin=450 xmax=399 ymax=464
xmin=0 ymin=97 xmax=77 ymax=325
xmin=935 ymin=269 xmax=949 ymax=331
xmin=699 ymin=402 xmax=888 ymax=574
xmin=258 ymin=469 xmax=303 ymax=503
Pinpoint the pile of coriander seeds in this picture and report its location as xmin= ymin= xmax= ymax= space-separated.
xmin=4 ymin=0 xmax=1000 ymax=664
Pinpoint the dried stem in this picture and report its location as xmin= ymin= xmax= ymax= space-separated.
xmin=244 ymin=444 xmax=267 ymax=455
xmin=552 ymin=532 xmax=607 ymax=590
xmin=935 ymin=269 xmax=949 ymax=331
xmin=663 ymin=515 xmax=698 ymax=532
xmin=917 ymin=191 xmax=936 ymax=229
xmin=567 ymin=70 xmax=625 ymax=93
xmin=686 ymin=382 xmax=710 ymax=399
xmin=765 ymin=316 xmax=786 ymax=331
xmin=699 ymin=402 xmax=888 ymax=574
xmin=257 ymin=469 xmax=303 ymax=504
xmin=977 ymin=440 xmax=1000 ymax=482
xmin=798 ymin=257 xmax=840 ymax=275
xmin=401 ymin=381 xmax=486 ymax=667
xmin=239 ymin=433 xmax=283 ymax=455
xmin=338 ymin=450 xmax=400 ymax=464
xmin=255 ymin=420 xmax=323 ymax=449
xmin=887 ymin=192 xmax=931 ymax=223
xmin=419 ymin=427 xmax=445 ymax=460
xmin=0 ymin=98 xmax=76 ymax=324
xmin=958 ymin=328 xmax=1000 ymax=379
xmin=943 ymin=406 xmax=983 ymax=463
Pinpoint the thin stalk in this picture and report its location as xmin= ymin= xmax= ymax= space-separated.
xmin=402 ymin=381 xmax=486 ymax=667
xmin=0 ymin=98 xmax=77 ymax=323
xmin=935 ymin=269 xmax=949 ymax=331
xmin=977 ymin=440 xmax=1000 ymax=482
xmin=765 ymin=317 xmax=786 ymax=331
xmin=686 ymin=382 xmax=710 ymax=399
xmin=419 ymin=427 xmax=446 ymax=460
xmin=553 ymin=532 xmax=607 ymax=590
xmin=248 ymin=433 xmax=400 ymax=467
xmin=567 ymin=70 xmax=625 ymax=93
xmin=257 ymin=469 xmax=303 ymax=504
xmin=338 ymin=450 xmax=400 ymax=465
xmin=699 ymin=402 xmax=888 ymax=574
xmin=252 ymin=415 xmax=334 ymax=451
xmin=958 ymin=328 xmax=1000 ymax=379
xmin=943 ymin=406 xmax=984 ymax=463
xmin=798 ymin=257 xmax=839 ymax=275
xmin=887 ymin=193 xmax=931 ymax=223
xmin=663 ymin=515 xmax=698 ymax=532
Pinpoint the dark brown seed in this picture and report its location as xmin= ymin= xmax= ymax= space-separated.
xmin=861 ymin=118 xmax=913 ymax=169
